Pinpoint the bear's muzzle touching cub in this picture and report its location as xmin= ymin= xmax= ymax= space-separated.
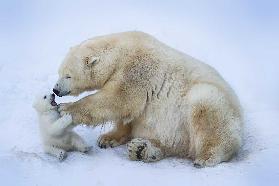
xmin=33 ymin=93 xmax=90 ymax=161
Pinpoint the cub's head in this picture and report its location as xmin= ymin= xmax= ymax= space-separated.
xmin=53 ymin=37 xmax=119 ymax=97
xmin=33 ymin=93 xmax=58 ymax=113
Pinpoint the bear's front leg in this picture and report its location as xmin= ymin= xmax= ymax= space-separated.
xmin=58 ymin=88 xmax=146 ymax=126
xmin=58 ymin=101 xmax=92 ymax=125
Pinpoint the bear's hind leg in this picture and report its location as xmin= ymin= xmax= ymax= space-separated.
xmin=187 ymin=84 xmax=242 ymax=168
xmin=127 ymin=138 xmax=164 ymax=162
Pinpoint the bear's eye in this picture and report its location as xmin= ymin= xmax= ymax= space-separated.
xmin=43 ymin=96 xmax=47 ymax=99
xmin=66 ymin=76 xmax=71 ymax=79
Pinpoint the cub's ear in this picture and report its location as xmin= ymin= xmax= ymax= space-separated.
xmin=84 ymin=56 xmax=99 ymax=67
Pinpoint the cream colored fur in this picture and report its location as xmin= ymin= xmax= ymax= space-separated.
xmin=54 ymin=31 xmax=243 ymax=167
xmin=33 ymin=94 xmax=90 ymax=161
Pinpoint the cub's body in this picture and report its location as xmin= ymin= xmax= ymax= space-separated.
xmin=33 ymin=94 xmax=89 ymax=160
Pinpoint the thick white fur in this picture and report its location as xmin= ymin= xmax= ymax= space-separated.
xmin=33 ymin=94 xmax=89 ymax=161
xmin=54 ymin=31 xmax=243 ymax=167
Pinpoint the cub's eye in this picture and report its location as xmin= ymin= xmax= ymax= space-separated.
xmin=43 ymin=96 xmax=47 ymax=99
xmin=66 ymin=76 xmax=71 ymax=79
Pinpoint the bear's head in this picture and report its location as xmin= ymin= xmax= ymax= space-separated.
xmin=53 ymin=38 xmax=119 ymax=97
xmin=33 ymin=93 xmax=58 ymax=113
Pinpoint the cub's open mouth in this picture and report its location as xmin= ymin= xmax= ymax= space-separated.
xmin=50 ymin=94 xmax=57 ymax=106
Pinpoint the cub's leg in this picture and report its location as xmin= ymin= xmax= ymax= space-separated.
xmin=187 ymin=84 xmax=242 ymax=168
xmin=44 ymin=145 xmax=67 ymax=161
xmin=71 ymin=133 xmax=91 ymax=153
xmin=127 ymin=138 xmax=164 ymax=162
xmin=98 ymin=121 xmax=131 ymax=148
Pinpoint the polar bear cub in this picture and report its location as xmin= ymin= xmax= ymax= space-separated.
xmin=33 ymin=93 xmax=90 ymax=161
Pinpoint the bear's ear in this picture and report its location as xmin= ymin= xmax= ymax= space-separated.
xmin=84 ymin=56 xmax=99 ymax=67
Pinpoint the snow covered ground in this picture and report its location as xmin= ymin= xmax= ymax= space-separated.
xmin=0 ymin=1 xmax=279 ymax=185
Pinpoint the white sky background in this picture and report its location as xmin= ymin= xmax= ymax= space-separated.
xmin=1 ymin=0 xmax=278 ymax=111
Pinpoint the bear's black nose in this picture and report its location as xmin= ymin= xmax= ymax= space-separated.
xmin=53 ymin=89 xmax=60 ymax=96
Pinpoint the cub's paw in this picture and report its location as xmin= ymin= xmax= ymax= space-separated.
xmin=58 ymin=151 xmax=67 ymax=161
xmin=97 ymin=135 xmax=121 ymax=149
xmin=80 ymin=146 xmax=92 ymax=153
xmin=127 ymin=138 xmax=163 ymax=162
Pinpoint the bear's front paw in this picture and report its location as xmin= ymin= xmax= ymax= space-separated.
xmin=58 ymin=103 xmax=72 ymax=116
xmin=61 ymin=114 xmax=73 ymax=125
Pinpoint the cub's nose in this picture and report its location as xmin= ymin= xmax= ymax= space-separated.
xmin=53 ymin=89 xmax=60 ymax=96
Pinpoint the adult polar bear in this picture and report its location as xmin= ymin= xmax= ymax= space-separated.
xmin=53 ymin=31 xmax=243 ymax=167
